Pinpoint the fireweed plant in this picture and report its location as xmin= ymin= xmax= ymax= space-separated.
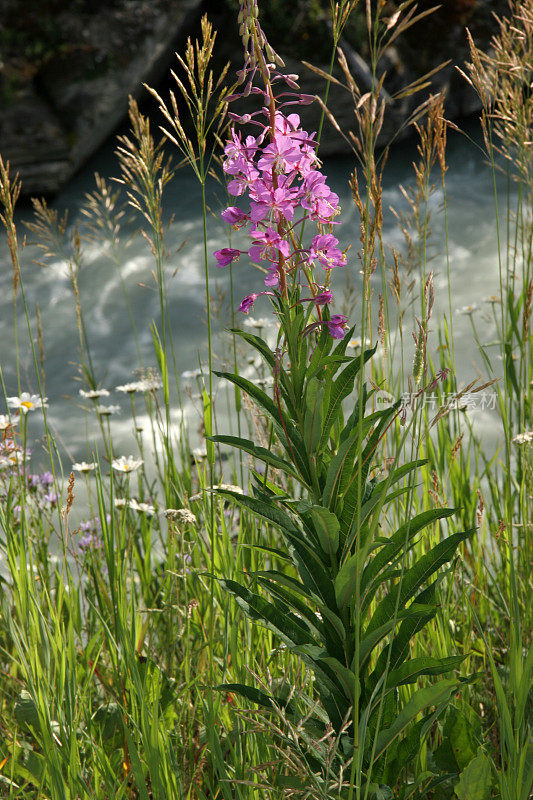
xmin=209 ymin=4 xmax=475 ymax=797
xmin=0 ymin=2 xmax=531 ymax=799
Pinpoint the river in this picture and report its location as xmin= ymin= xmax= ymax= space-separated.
xmin=0 ymin=117 xmax=514 ymax=473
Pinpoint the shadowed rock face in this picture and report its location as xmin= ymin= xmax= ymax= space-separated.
xmin=0 ymin=0 xmax=203 ymax=196
xmin=207 ymin=0 xmax=509 ymax=156
xmin=0 ymin=0 xmax=508 ymax=195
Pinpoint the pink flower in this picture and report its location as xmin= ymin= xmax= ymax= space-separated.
xmin=238 ymin=290 xmax=275 ymax=314
xmin=227 ymin=164 xmax=260 ymax=197
xmin=264 ymin=266 xmax=280 ymax=287
xmin=221 ymin=206 xmax=248 ymax=227
xmin=214 ymin=248 xmax=241 ymax=267
xmin=326 ymin=315 xmax=348 ymax=338
xmin=257 ymin=133 xmax=301 ymax=174
xmin=308 ymin=234 xmax=346 ymax=270
xmin=249 ymin=227 xmax=290 ymax=263
xmin=302 ymin=171 xmax=339 ymax=221
xmin=239 ymin=293 xmax=258 ymax=314
xmin=249 ymin=175 xmax=300 ymax=223
xmin=314 ymin=289 xmax=333 ymax=306
xmin=223 ymin=131 xmax=257 ymax=175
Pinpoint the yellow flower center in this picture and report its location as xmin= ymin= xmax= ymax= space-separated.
xmin=21 ymin=401 xmax=34 ymax=409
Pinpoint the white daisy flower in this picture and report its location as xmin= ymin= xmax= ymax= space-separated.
xmin=96 ymin=404 xmax=121 ymax=416
xmin=484 ymin=295 xmax=500 ymax=304
xmin=182 ymin=367 xmax=205 ymax=380
xmin=0 ymin=414 xmax=17 ymax=430
xmin=7 ymin=393 xmax=48 ymax=414
xmin=114 ymin=498 xmax=129 ymax=508
xmin=72 ymin=461 xmax=97 ymax=473
xmin=128 ymin=498 xmax=155 ymax=515
xmin=347 ymin=337 xmax=371 ymax=349
xmin=115 ymin=381 xmax=144 ymax=394
xmin=79 ymin=388 xmax=110 ymax=399
xmin=192 ymin=446 xmax=207 ymax=460
xmin=163 ymin=508 xmax=197 ymax=524
xmin=111 ymin=456 xmax=143 ymax=473
xmin=512 ymin=431 xmax=533 ymax=445
xmin=456 ymin=304 xmax=479 ymax=316
xmin=244 ymin=317 xmax=270 ymax=329
xmin=0 ymin=451 xmax=27 ymax=468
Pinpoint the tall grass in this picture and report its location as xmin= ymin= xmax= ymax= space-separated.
xmin=0 ymin=2 xmax=531 ymax=799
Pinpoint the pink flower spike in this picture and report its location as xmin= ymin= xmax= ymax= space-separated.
xmin=214 ymin=248 xmax=241 ymax=268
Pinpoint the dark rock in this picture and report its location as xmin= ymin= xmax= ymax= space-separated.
xmin=0 ymin=0 xmax=204 ymax=196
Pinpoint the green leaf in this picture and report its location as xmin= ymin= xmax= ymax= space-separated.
xmin=361 ymin=507 xmax=457 ymax=609
xmin=14 ymin=691 xmax=40 ymax=728
xmin=214 ymin=370 xmax=310 ymax=481
xmin=220 ymin=579 xmax=317 ymax=648
xmin=369 ymin=582 xmax=440 ymax=682
xmin=202 ymin=389 xmax=215 ymax=465
xmin=209 ymin=434 xmax=302 ymax=482
xmin=303 ymin=377 xmax=324 ymax=452
xmin=454 ymin=750 xmax=492 ymax=800
xmin=305 ymin=506 xmax=340 ymax=561
xmin=218 ymin=682 xmax=291 ymax=712
xmin=230 ymin=328 xmax=296 ymax=414
xmin=319 ymin=346 xmax=376 ymax=450
xmin=386 ymin=656 xmax=466 ymax=688
xmin=366 ymin=529 xmax=473 ymax=638
xmin=374 ymin=678 xmax=460 ymax=760
xmin=215 ymin=490 xmax=300 ymax=536
xmin=256 ymin=573 xmax=324 ymax=641
xmin=92 ymin=702 xmax=123 ymax=741
xmin=358 ymin=604 xmax=437 ymax=667
xmin=124 ymin=725 xmax=151 ymax=800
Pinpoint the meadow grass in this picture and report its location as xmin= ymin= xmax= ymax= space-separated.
xmin=0 ymin=1 xmax=531 ymax=798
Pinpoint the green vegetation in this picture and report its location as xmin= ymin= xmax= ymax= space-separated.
xmin=0 ymin=2 xmax=531 ymax=798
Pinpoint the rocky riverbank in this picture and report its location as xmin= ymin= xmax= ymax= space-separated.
xmin=0 ymin=0 xmax=507 ymax=196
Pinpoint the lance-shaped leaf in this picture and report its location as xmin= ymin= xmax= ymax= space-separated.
xmin=214 ymin=369 xmax=311 ymax=481
xmin=220 ymin=579 xmax=317 ymax=648
xmin=357 ymin=604 xmax=438 ymax=668
xmin=365 ymin=529 xmax=473 ymax=638
xmin=318 ymin=345 xmax=377 ymax=450
xmin=209 ymin=434 xmax=304 ymax=484
xmin=372 ymin=678 xmax=460 ymax=761
xmin=302 ymin=505 xmax=340 ymax=562
xmin=360 ymin=507 xmax=457 ymax=610
xmin=367 ymin=581 xmax=441 ymax=686
xmin=230 ymin=327 xmax=296 ymax=414
xmin=218 ymin=682 xmax=293 ymax=713
xmin=385 ymin=655 xmax=466 ymax=688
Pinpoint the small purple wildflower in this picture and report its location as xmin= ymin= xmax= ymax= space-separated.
xmin=40 ymin=471 xmax=54 ymax=487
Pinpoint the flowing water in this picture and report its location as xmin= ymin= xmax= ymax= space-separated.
xmin=0 ymin=118 xmax=515 ymax=473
